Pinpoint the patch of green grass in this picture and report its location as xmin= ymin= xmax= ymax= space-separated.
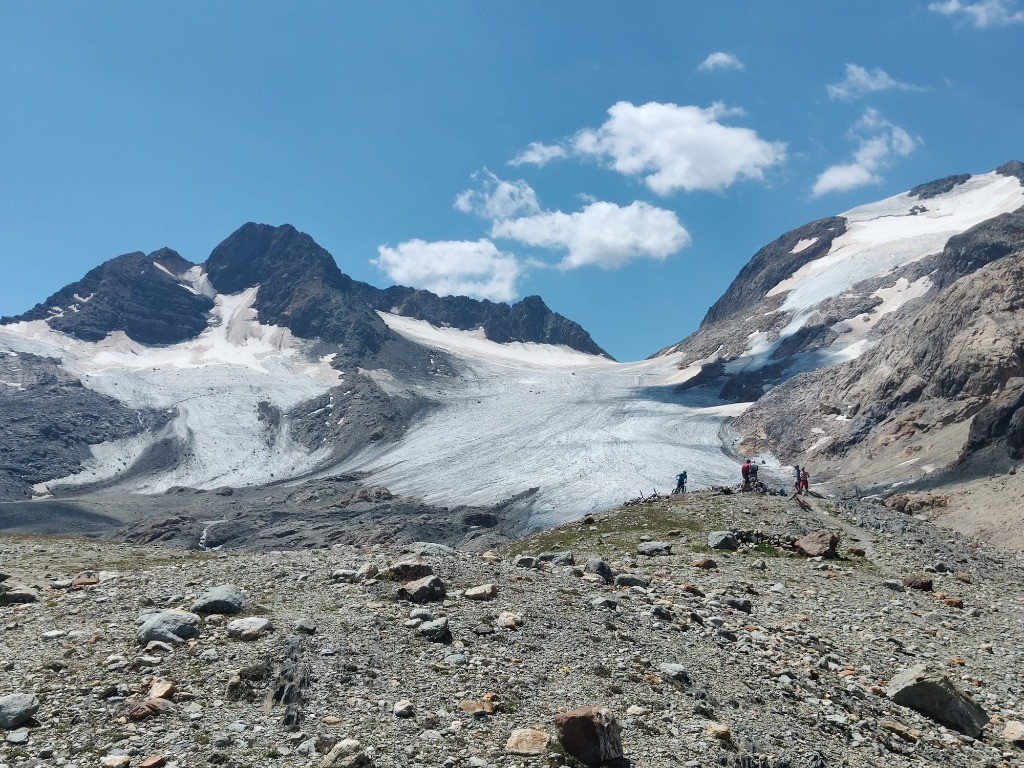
xmin=754 ymin=542 xmax=781 ymax=557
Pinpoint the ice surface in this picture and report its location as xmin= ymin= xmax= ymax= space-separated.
xmin=338 ymin=314 xmax=751 ymax=529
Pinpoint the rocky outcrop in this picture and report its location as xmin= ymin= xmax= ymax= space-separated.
xmin=1 ymin=249 xmax=213 ymax=345
xmin=698 ymin=217 xmax=847 ymax=328
xmin=359 ymin=287 xmax=610 ymax=357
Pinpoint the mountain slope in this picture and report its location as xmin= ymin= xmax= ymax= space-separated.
xmin=667 ymin=161 xmax=1024 ymax=542
xmin=0 ymin=223 xmax=614 ymax=510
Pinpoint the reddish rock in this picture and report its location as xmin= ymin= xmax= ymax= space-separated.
xmin=691 ymin=558 xmax=717 ymax=570
xmin=398 ymin=575 xmax=446 ymax=603
xmin=794 ymin=530 xmax=839 ymax=558
xmin=554 ymin=706 xmax=623 ymax=765
xmin=139 ymin=757 xmax=168 ymax=768
xmin=848 ymin=547 xmax=866 ymax=557
xmin=903 ymin=575 xmax=933 ymax=591
xmin=126 ymin=697 xmax=175 ymax=720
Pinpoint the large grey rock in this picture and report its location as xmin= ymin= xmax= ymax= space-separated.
xmin=887 ymin=662 xmax=990 ymax=737
xmin=555 ymin=706 xmax=623 ymax=765
xmin=418 ymin=617 xmax=451 ymax=643
xmin=583 ymin=557 xmax=613 ymax=583
xmin=613 ymin=573 xmax=650 ymax=588
xmin=0 ymin=583 xmax=38 ymax=605
xmin=538 ymin=551 xmax=575 ymax=566
xmin=708 ymin=531 xmax=739 ymax=551
xmin=136 ymin=609 xmax=201 ymax=645
xmin=637 ymin=541 xmax=672 ymax=557
xmin=191 ymin=584 xmax=245 ymax=615
xmin=658 ymin=663 xmax=691 ymax=688
xmin=0 ymin=693 xmax=40 ymax=728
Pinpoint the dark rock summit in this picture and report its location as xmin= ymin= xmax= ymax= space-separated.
xmin=1 ymin=249 xmax=213 ymax=345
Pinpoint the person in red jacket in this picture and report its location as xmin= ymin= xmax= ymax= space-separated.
xmin=741 ymin=459 xmax=751 ymax=489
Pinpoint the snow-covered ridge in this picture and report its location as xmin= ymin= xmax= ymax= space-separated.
xmin=0 ymin=288 xmax=342 ymax=493
xmin=769 ymin=171 xmax=1024 ymax=316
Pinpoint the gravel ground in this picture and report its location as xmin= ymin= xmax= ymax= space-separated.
xmin=2 ymin=490 xmax=1024 ymax=768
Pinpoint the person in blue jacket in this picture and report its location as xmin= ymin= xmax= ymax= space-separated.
xmin=674 ymin=470 xmax=687 ymax=494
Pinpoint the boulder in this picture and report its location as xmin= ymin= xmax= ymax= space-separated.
xmin=319 ymin=738 xmax=371 ymax=768
xmin=191 ymin=584 xmax=245 ymax=615
xmin=887 ymin=662 xmax=989 ymax=737
xmin=583 ymin=558 xmax=613 ymax=583
xmin=708 ymin=531 xmax=739 ymax=551
xmin=226 ymin=616 xmax=273 ymax=640
xmin=538 ymin=551 xmax=575 ymax=566
xmin=382 ymin=557 xmax=433 ymax=582
xmin=554 ymin=706 xmax=623 ymax=765
xmin=0 ymin=583 xmax=38 ymax=605
xmin=136 ymin=610 xmax=201 ymax=645
xmin=126 ymin=697 xmax=176 ymax=720
xmin=658 ymin=663 xmax=692 ymax=688
xmin=794 ymin=530 xmax=839 ymax=558
xmin=637 ymin=541 xmax=672 ymax=557
xmin=418 ymin=617 xmax=451 ymax=643
xmin=398 ymin=575 xmax=446 ymax=603
xmin=505 ymin=728 xmax=550 ymax=755
xmin=464 ymin=583 xmax=498 ymax=600
xmin=614 ymin=573 xmax=650 ymax=588
xmin=0 ymin=693 xmax=40 ymax=729
xmin=513 ymin=555 xmax=537 ymax=569
xmin=903 ymin=575 xmax=934 ymax=591
xmin=1004 ymin=720 xmax=1024 ymax=743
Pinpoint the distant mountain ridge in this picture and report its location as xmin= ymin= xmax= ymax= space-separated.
xmin=2 ymin=222 xmax=608 ymax=360
xmin=0 ymin=222 xmax=609 ymax=503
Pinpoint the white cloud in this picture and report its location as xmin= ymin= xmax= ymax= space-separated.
xmin=508 ymin=141 xmax=568 ymax=167
xmin=812 ymin=109 xmax=919 ymax=197
xmin=491 ymin=200 xmax=690 ymax=270
xmin=572 ymin=101 xmax=786 ymax=195
xmin=929 ymin=0 xmax=1024 ymax=26
xmin=698 ymin=52 xmax=744 ymax=71
xmin=454 ymin=170 xmax=540 ymax=220
xmin=827 ymin=64 xmax=926 ymax=100
xmin=374 ymin=239 xmax=522 ymax=302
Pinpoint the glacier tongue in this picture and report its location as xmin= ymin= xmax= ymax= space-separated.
xmin=341 ymin=314 xmax=749 ymax=530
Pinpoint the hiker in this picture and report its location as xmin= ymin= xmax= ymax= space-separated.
xmin=793 ymin=465 xmax=801 ymax=493
xmin=741 ymin=459 xmax=751 ymax=489
xmin=799 ymin=467 xmax=809 ymax=495
xmin=674 ymin=470 xmax=687 ymax=494
xmin=749 ymin=461 xmax=759 ymax=485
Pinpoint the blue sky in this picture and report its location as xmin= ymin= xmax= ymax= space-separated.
xmin=1 ymin=2 xmax=1022 ymax=360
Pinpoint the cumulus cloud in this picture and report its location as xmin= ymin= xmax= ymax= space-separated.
xmin=698 ymin=51 xmax=744 ymax=71
xmin=374 ymin=239 xmax=521 ymax=302
xmin=827 ymin=64 xmax=926 ymax=100
xmin=454 ymin=170 xmax=540 ymax=220
xmin=572 ymin=101 xmax=786 ymax=195
xmin=929 ymin=0 xmax=1024 ymax=26
xmin=812 ymin=109 xmax=919 ymax=197
xmin=508 ymin=141 xmax=568 ymax=167
xmin=491 ymin=200 xmax=690 ymax=270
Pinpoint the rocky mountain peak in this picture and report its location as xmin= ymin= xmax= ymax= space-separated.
xmin=204 ymin=222 xmax=350 ymax=295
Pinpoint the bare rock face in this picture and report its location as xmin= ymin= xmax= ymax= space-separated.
xmin=554 ymin=706 xmax=623 ymax=765
xmin=887 ymin=663 xmax=990 ymax=737
xmin=794 ymin=530 xmax=839 ymax=558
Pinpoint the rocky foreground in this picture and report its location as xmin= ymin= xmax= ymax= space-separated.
xmin=2 ymin=490 xmax=1024 ymax=767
